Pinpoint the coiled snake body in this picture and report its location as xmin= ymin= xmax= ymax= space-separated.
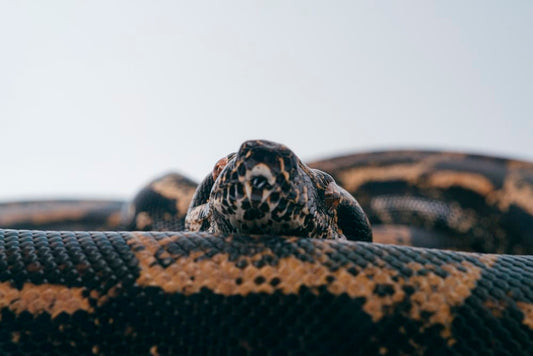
xmin=0 ymin=140 xmax=532 ymax=355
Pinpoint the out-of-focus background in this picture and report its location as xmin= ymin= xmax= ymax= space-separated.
xmin=1 ymin=2 xmax=531 ymax=200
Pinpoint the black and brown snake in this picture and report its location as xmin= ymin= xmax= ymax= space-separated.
xmin=0 ymin=140 xmax=532 ymax=355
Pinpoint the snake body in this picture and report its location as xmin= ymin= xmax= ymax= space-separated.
xmin=0 ymin=141 xmax=532 ymax=355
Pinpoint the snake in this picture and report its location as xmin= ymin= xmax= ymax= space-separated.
xmin=0 ymin=139 xmax=532 ymax=355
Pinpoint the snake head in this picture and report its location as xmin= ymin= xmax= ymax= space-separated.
xmin=185 ymin=139 xmax=372 ymax=241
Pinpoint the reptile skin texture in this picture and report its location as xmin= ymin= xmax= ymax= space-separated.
xmin=0 ymin=230 xmax=531 ymax=355
xmin=0 ymin=143 xmax=532 ymax=355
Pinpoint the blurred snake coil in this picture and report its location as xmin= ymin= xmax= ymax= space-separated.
xmin=0 ymin=140 xmax=532 ymax=356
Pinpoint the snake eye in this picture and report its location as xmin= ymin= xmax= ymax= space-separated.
xmin=324 ymin=181 xmax=341 ymax=211
xmin=324 ymin=181 xmax=372 ymax=242
xmin=212 ymin=156 xmax=229 ymax=181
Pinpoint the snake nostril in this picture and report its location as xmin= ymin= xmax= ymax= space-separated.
xmin=251 ymin=176 xmax=268 ymax=190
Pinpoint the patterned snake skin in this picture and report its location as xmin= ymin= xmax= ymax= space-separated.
xmin=0 ymin=140 xmax=532 ymax=355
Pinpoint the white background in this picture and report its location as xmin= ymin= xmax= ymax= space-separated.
xmin=1 ymin=1 xmax=531 ymax=200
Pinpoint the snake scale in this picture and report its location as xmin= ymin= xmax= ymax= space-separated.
xmin=0 ymin=140 xmax=532 ymax=355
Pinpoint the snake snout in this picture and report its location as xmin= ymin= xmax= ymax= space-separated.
xmin=251 ymin=175 xmax=268 ymax=190
xmin=238 ymin=139 xmax=298 ymax=176
xmin=242 ymin=165 xmax=275 ymax=207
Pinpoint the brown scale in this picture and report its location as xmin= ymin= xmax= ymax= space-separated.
xmin=0 ymin=231 xmax=531 ymax=355
xmin=0 ymin=200 xmax=126 ymax=231
xmin=310 ymin=150 xmax=533 ymax=254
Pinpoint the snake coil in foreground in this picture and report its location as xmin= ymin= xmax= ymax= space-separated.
xmin=0 ymin=140 xmax=532 ymax=355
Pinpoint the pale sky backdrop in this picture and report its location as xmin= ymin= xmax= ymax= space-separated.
xmin=0 ymin=2 xmax=532 ymax=200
